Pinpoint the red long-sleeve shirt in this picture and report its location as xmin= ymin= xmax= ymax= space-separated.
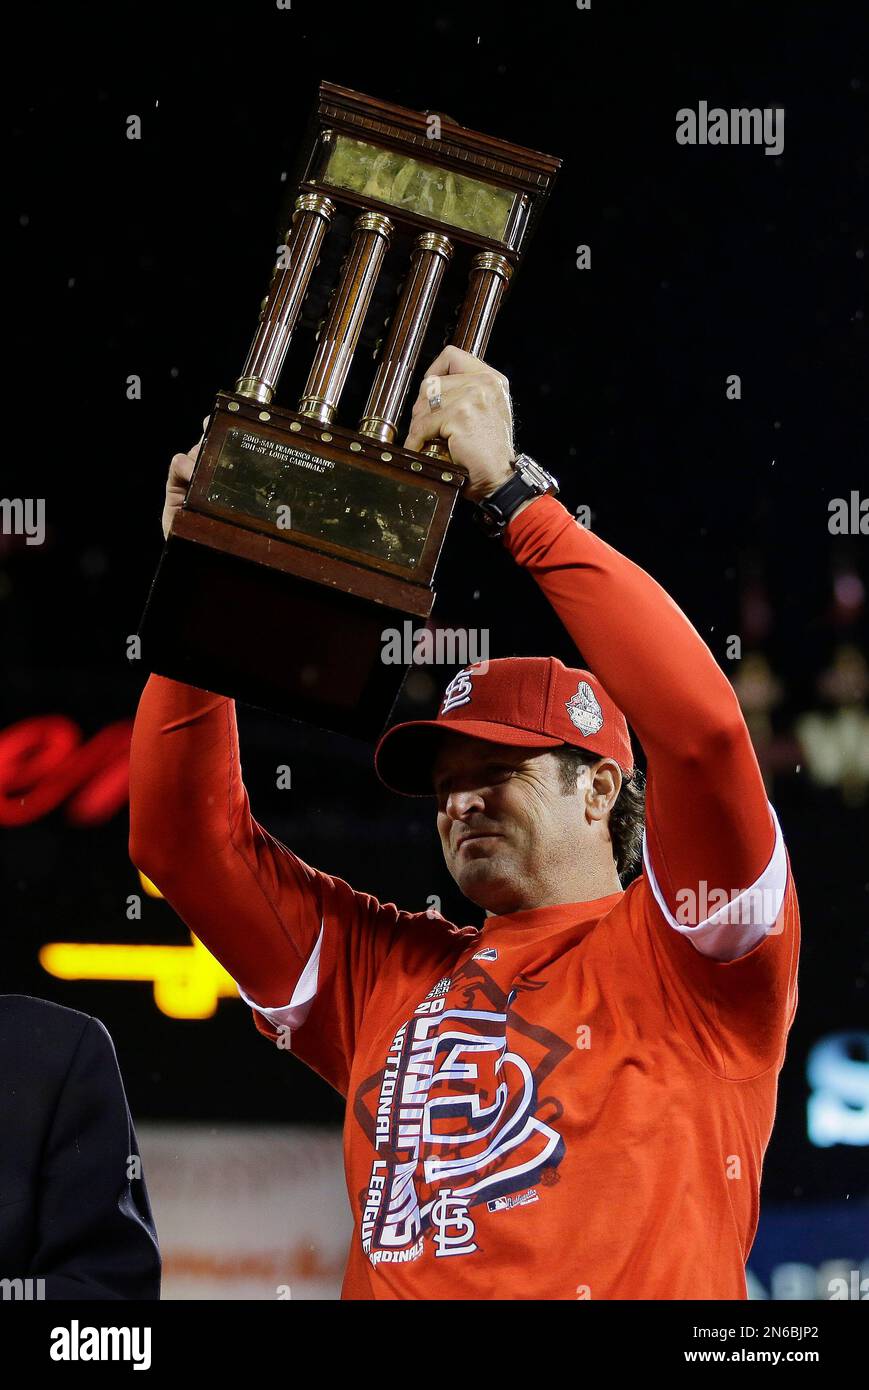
xmin=129 ymin=493 xmax=798 ymax=1299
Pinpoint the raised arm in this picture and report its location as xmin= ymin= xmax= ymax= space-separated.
xmin=502 ymin=493 xmax=777 ymax=924
xmin=130 ymin=674 xmax=442 ymax=1090
xmin=129 ymin=674 xmax=323 ymax=1006
xmin=404 ymin=346 xmax=781 ymax=949
xmin=129 ymin=434 xmax=450 ymax=1092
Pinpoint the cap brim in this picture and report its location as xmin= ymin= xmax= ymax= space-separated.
xmin=374 ymin=718 xmax=565 ymax=797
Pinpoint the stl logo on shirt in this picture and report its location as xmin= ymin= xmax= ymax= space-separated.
xmin=431 ymin=1190 xmax=477 ymax=1258
xmin=355 ymin=960 xmax=569 ymax=1270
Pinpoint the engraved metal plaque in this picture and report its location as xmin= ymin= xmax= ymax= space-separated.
xmin=207 ymin=427 xmax=438 ymax=570
xmin=318 ymin=134 xmax=517 ymax=242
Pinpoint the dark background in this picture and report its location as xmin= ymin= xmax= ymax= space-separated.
xmin=4 ymin=0 xmax=867 ymax=1220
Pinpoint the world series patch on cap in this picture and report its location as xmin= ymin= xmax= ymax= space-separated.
xmin=374 ymin=657 xmax=634 ymax=796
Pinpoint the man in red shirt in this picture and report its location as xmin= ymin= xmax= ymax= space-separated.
xmin=129 ymin=348 xmax=798 ymax=1299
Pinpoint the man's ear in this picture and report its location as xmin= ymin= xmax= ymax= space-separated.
xmin=585 ymin=759 xmax=622 ymax=821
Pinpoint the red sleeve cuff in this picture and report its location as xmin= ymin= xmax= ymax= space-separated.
xmin=502 ymin=492 xmax=583 ymax=556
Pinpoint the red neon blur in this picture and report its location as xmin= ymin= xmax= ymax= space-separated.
xmin=0 ymin=716 xmax=132 ymax=826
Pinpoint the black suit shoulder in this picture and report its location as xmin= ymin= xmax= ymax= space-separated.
xmin=0 ymin=994 xmax=161 ymax=1300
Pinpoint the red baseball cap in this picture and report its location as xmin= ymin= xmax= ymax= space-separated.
xmin=374 ymin=657 xmax=634 ymax=796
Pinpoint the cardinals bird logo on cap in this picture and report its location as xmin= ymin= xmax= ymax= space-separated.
xmin=565 ymin=680 xmax=604 ymax=736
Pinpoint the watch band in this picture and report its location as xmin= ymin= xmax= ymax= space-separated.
xmin=473 ymin=454 xmax=559 ymax=538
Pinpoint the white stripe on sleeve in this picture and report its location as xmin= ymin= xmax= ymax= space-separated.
xmin=236 ymin=917 xmax=324 ymax=1029
xmin=642 ymin=804 xmax=788 ymax=962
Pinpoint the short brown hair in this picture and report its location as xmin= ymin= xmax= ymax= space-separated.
xmin=552 ymin=745 xmax=646 ymax=881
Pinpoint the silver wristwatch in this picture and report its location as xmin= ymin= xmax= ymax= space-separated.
xmin=473 ymin=453 xmax=560 ymax=537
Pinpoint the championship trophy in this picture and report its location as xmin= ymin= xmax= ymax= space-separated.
xmin=139 ymin=82 xmax=560 ymax=739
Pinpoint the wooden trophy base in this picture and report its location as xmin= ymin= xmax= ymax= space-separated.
xmin=138 ymin=512 xmax=435 ymax=742
xmin=138 ymin=392 xmax=464 ymax=742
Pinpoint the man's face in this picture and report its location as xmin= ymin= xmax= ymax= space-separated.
xmin=432 ymin=731 xmax=613 ymax=916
